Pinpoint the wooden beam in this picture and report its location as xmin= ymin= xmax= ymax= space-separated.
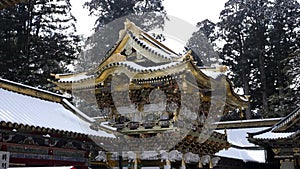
xmin=215 ymin=118 xmax=281 ymax=129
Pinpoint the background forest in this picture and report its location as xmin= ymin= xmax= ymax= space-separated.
xmin=0 ymin=0 xmax=299 ymax=120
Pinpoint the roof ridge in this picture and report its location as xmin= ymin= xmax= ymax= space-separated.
xmin=0 ymin=78 xmax=69 ymax=102
xmin=272 ymin=106 xmax=300 ymax=132
xmin=124 ymin=19 xmax=180 ymax=57
xmin=127 ymin=31 xmax=177 ymax=62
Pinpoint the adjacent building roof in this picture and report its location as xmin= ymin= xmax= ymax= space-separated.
xmin=248 ymin=107 xmax=300 ymax=147
xmin=0 ymin=78 xmax=114 ymax=138
xmin=216 ymin=109 xmax=299 ymax=162
xmin=248 ymin=107 xmax=299 ymax=140
xmin=216 ymin=147 xmax=265 ymax=163
xmin=215 ymin=127 xmax=267 ymax=163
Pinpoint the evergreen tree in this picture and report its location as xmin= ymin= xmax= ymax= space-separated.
xmin=0 ymin=0 xmax=80 ymax=89
xmin=186 ymin=19 xmax=220 ymax=67
xmin=84 ymin=0 xmax=166 ymax=30
xmin=216 ymin=0 xmax=300 ymax=118
xmin=79 ymin=0 xmax=167 ymax=71
xmin=267 ymin=0 xmax=300 ymax=116
xmin=217 ymin=0 xmax=254 ymax=119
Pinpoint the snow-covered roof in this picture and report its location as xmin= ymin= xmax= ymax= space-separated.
xmin=120 ymin=61 xmax=181 ymax=71
xmin=0 ymin=78 xmax=69 ymax=99
xmin=216 ymin=127 xmax=268 ymax=147
xmin=215 ymin=127 xmax=268 ymax=163
xmin=0 ymin=88 xmax=114 ymax=138
xmin=58 ymin=73 xmax=94 ymax=83
xmin=248 ymin=107 xmax=300 ymax=140
xmin=124 ymin=21 xmax=181 ymax=63
xmin=253 ymin=130 xmax=295 ymax=139
xmin=216 ymin=147 xmax=265 ymax=163
xmin=200 ymin=70 xmax=223 ymax=79
xmin=56 ymin=61 xmax=182 ymax=83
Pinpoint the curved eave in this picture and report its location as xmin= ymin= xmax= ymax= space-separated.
xmin=248 ymin=131 xmax=300 ymax=148
xmin=273 ymin=107 xmax=300 ymax=132
xmin=178 ymin=131 xmax=230 ymax=154
xmin=52 ymin=61 xmax=247 ymax=109
xmin=51 ymin=61 xmax=190 ymax=90
xmin=51 ymin=32 xmax=130 ymax=84
xmin=0 ymin=120 xmax=114 ymax=140
xmin=248 ymin=107 xmax=300 ymax=140
xmin=51 ymin=72 xmax=90 ymax=81
xmin=187 ymin=62 xmax=248 ymax=108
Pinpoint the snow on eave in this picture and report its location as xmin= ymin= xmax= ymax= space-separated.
xmin=57 ymin=72 xmax=95 ymax=83
xmin=141 ymin=32 xmax=180 ymax=57
xmin=0 ymin=78 xmax=69 ymax=100
xmin=120 ymin=61 xmax=181 ymax=71
xmin=62 ymin=98 xmax=95 ymax=123
xmin=90 ymin=61 xmax=184 ymax=81
xmin=252 ymin=131 xmax=297 ymax=140
xmin=216 ymin=127 xmax=270 ymax=147
xmin=100 ymin=122 xmax=117 ymax=131
xmin=124 ymin=19 xmax=180 ymax=57
xmin=128 ymin=31 xmax=179 ymax=62
xmin=200 ymin=69 xmax=223 ymax=79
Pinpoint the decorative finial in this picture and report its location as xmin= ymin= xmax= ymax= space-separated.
xmin=124 ymin=18 xmax=142 ymax=35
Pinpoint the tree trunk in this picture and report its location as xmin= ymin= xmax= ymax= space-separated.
xmin=239 ymin=33 xmax=251 ymax=119
xmin=258 ymin=49 xmax=268 ymax=116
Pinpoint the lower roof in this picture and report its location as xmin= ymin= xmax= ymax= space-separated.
xmin=214 ymin=127 xmax=268 ymax=163
xmin=216 ymin=147 xmax=265 ymax=163
xmin=0 ymin=81 xmax=114 ymax=138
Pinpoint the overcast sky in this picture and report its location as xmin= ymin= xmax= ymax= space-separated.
xmin=71 ymin=0 xmax=227 ymax=37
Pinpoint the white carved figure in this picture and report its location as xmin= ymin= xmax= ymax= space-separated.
xmin=184 ymin=152 xmax=200 ymax=163
xmin=110 ymin=152 xmax=119 ymax=160
xmin=95 ymin=151 xmax=107 ymax=162
xmin=201 ymin=155 xmax=211 ymax=166
xmin=140 ymin=151 xmax=158 ymax=160
xmin=127 ymin=151 xmax=136 ymax=162
xmin=160 ymin=150 xmax=169 ymax=162
xmin=211 ymin=157 xmax=221 ymax=167
xmin=168 ymin=150 xmax=182 ymax=162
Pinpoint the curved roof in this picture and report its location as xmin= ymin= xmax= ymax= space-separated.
xmin=49 ymin=20 xmax=248 ymax=108
xmin=248 ymin=107 xmax=300 ymax=147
